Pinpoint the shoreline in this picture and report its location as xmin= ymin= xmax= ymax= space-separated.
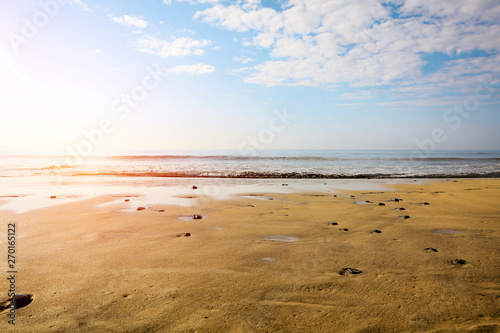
xmin=0 ymin=178 xmax=499 ymax=332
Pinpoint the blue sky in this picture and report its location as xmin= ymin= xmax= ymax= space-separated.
xmin=0 ymin=0 xmax=499 ymax=155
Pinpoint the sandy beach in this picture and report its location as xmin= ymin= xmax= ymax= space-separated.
xmin=1 ymin=178 xmax=499 ymax=332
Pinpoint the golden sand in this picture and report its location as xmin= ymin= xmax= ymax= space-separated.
xmin=1 ymin=179 xmax=499 ymax=332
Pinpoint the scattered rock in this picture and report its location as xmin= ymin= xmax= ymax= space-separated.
xmin=0 ymin=294 xmax=33 ymax=310
xmin=394 ymin=198 xmax=400 ymax=202
xmin=282 ymin=184 xmax=288 ymax=186
xmin=451 ymin=259 xmax=467 ymax=265
xmin=422 ymin=202 xmax=430 ymax=205
xmin=350 ymin=195 xmax=355 ymax=198
xmin=394 ymin=208 xmax=406 ymax=211
xmin=365 ymin=200 xmax=372 ymax=203
xmin=330 ymin=222 xmax=339 ymax=226
xmin=399 ymin=215 xmax=411 ymax=219
xmin=425 ymin=247 xmax=439 ymax=252
xmin=50 ymin=196 xmax=56 ymax=199
xmin=372 ymin=230 xmax=382 ymax=233
xmin=192 ymin=186 xmax=198 ymax=189
xmin=193 ymin=214 xmax=203 ymax=220
xmin=378 ymin=203 xmax=385 ymax=206
xmin=137 ymin=207 xmax=146 ymax=211
xmin=339 ymin=268 xmax=362 ymax=275
xmin=176 ymin=232 xmax=191 ymax=237
xmin=124 ymin=199 xmax=130 ymax=202
xmin=339 ymin=228 xmax=349 ymax=231
xmin=156 ymin=210 xmax=165 ymax=213
xmin=333 ymin=195 xmax=337 ymax=197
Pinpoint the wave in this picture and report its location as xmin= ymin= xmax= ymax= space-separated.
xmin=97 ymin=155 xmax=500 ymax=162
xmin=39 ymin=170 xmax=500 ymax=179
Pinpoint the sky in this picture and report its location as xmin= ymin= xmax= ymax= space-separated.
xmin=0 ymin=0 xmax=499 ymax=155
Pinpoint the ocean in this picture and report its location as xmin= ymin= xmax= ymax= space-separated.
xmin=1 ymin=150 xmax=499 ymax=178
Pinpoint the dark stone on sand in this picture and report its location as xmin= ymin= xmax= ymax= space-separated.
xmin=403 ymin=215 xmax=411 ymax=219
xmin=395 ymin=207 xmax=406 ymax=211
xmin=333 ymin=195 xmax=337 ymax=197
xmin=339 ymin=268 xmax=362 ymax=275
xmin=423 ymin=202 xmax=430 ymax=205
xmin=339 ymin=228 xmax=349 ymax=231
xmin=425 ymin=247 xmax=439 ymax=252
xmin=379 ymin=203 xmax=385 ymax=206
xmin=395 ymin=198 xmax=400 ymax=202
xmin=50 ymin=196 xmax=56 ymax=199
xmin=350 ymin=195 xmax=355 ymax=198
xmin=176 ymin=232 xmax=191 ymax=237
xmin=365 ymin=200 xmax=372 ymax=203
xmin=156 ymin=210 xmax=165 ymax=212
xmin=372 ymin=230 xmax=382 ymax=233
xmin=137 ymin=207 xmax=146 ymax=211
xmin=193 ymin=214 xmax=203 ymax=220
xmin=330 ymin=222 xmax=339 ymax=225
xmin=125 ymin=199 xmax=130 ymax=202
xmin=451 ymin=259 xmax=467 ymax=265
xmin=192 ymin=186 xmax=198 ymax=189
xmin=282 ymin=183 xmax=288 ymax=186
xmin=12 ymin=294 xmax=33 ymax=309
xmin=184 ymin=232 xmax=191 ymax=237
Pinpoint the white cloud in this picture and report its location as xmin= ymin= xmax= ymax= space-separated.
xmin=111 ymin=15 xmax=148 ymax=29
xmin=193 ymin=0 xmax=500 ymax=97
xmin=163 ymin=0 xmax=172 ymax=5
xmin=68 ymin=0 xmax=90 ymax=12
xmin=136 ymin=35 xmax=212 ymax=58
xmin=164 ymin=63 xmax=216 ymax=75
xmin=233 ymin=56 xmax=255 ymax=64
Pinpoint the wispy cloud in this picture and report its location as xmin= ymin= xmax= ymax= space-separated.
xmin=136 ymin=35 xmax=212 ymax=58
xmin=111 ymin=15 xmax=148 ymax=29
xmin=233 ymin=56 xmax=255 ymax=64
xmin=164 ymin=63 xmax=216 ymax=75
xmin=69 ymin=0 xmax=90 ymax=12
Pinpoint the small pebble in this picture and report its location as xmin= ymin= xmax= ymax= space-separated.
xmin=50 ymin=196 xmax=56 ymax=199
xmin=339 ymin=228 xmax=349 ymax=231
xmin=372 ymin=230 xmax=382 ymax=233
xmin=339 ymin=268 xmax=362 ymax=275
xmin=192 ymin=186 xmax=198 ymax=190
xmin=423 ymin=202 xmax=430 ymax=205
xmin=379 ymin=203 xmax=385 ymax=206
xmin=451 ymin=259 xmax=467 ymax=265
xmin=137 ymin=207 xmax=146 ymax=211
xmin=193 ymin=214 xmax=203 ymax=220
xmin=330 ymin=222 xmax=339 ymax=225
xmin=425 ymin=247 xmax=439 ymax=252
xmin=124 ymin=199 xmax=130 ymax=202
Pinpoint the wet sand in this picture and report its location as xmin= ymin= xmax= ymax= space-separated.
xmin=1 ymin=178 xmax=499 ymax=332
